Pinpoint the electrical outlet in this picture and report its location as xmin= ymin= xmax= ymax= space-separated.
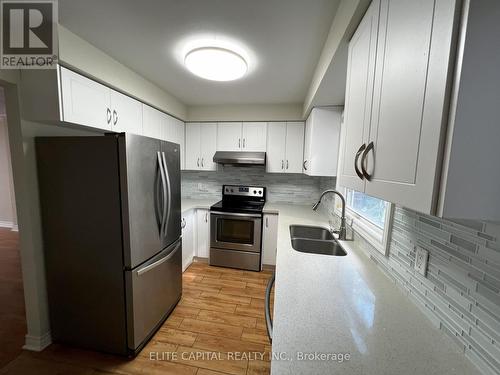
xmin=198 ymin=183 xmax=205 ymax=191
xmin=414 ymin=247 xmax=429 ymax=276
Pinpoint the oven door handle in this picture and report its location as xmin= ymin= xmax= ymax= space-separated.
xmin=210 ymin=211 xmax=262 ymax=218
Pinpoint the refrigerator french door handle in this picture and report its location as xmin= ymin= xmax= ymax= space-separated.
xmin=136 ymin=241 xmax=181 ymax=276
xmin=161 ymin=152 xmax=172 ymax=239
xmin=154 ymin=152 xmax=163 ymax=234
xmin=157 ymin=152 xmax=168 ymax=238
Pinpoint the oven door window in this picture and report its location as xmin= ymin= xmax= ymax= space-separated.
xmin=217 ymin=218 xmax=255 ymax=244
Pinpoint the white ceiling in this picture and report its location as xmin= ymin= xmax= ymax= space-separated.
xmin=59 ymin=0 xmax=340 ymax=106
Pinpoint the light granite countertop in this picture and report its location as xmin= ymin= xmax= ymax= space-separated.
xmin=268 ymin=204 xmax=480 ymax=375
xmin=181 ymin=198 xmax=218 ymax=213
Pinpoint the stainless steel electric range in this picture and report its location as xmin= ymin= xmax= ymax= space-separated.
xmin=209 ymin=185 xmax=266 ymax=271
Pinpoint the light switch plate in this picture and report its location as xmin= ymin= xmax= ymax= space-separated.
xmin=414 ymin=247 xmax=429 ymax=276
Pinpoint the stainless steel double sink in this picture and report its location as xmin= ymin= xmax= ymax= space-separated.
xmin=289 ymin=225 xmax=347 ymax=256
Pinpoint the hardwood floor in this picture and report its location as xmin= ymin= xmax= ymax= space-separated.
xmin=0 ymin=228 xmax=26 ymax=369
xmin=1 ymin=261 xmax=274 ymax=375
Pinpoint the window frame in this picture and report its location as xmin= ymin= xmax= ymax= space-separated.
xmin=335 ymin=186 xmax=394 ymax=255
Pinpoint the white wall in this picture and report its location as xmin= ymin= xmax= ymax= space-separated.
xmin=303 ymin=0 xmax=370 ymax=116
xmin=186 ymin=103 xmax=303 ymax=122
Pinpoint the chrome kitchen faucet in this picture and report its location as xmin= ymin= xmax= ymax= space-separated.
xmin=312 ymin=190 xmax=347 ymax=240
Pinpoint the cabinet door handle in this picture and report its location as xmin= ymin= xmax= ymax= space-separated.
xmin=361 ymin=141 xmax=374 ymax=181
xmin=112 ymin=110 xmax=118 ymax=125
xmin=303 ymin=160 xmax=308 ymax=170
xmin=239 ymin=138 xmax=241 ymax=148
xmin=205 ymin=212 xmax=208 ymax=222
xmin=266 ymin=217 xmax=269 ymax=228
xmin=243 ymin=138 xmax=246 ymax=148
xmin=106 ymin=108 xmax=111 ymax=124
xmin=354 ymin=143 xmax=366 ymax=180
xmin=201 ymin=158 xmax=204 ymax=168
xmin=281 ymin=160 xmax=284 ymax=170
xmin=286 ymin=160 xmax=289 ymax=170
xmin=197 ymin=158 xmax=200 ymax=167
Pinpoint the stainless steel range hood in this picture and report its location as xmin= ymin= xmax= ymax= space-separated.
xmin=213 ymin=151 xmax=266 ymax=166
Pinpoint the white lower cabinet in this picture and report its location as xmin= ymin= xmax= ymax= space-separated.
xmin=181 ymin=209 xmax=195 ymax=272
xmin=196 ymin=209 xmax=210 ymax=258
xmin=262 ymin=214 xmax=279 ymax=266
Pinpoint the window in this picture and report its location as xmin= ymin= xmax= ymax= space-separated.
xmin=345 ymin=189 xmax=388 ymax=229
xmin=335 ymin=188 xmax=393 ymax=255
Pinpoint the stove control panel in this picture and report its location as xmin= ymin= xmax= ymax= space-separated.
xmin=223 ymin=185 xmax=265 ymax=197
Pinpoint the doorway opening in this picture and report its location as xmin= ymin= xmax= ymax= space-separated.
xmin=0 ymin=86 xmax=26 ymax=368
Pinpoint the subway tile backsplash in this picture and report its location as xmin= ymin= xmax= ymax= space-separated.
xmin=181 ymin=166 xmax=328 ymax=204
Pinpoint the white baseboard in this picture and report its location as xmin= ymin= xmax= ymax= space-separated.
xmin=23 ymin=331 xmax=52 ymax=352
xmin=11 ymin=224 xmax=18 ymax=232
xmin=0 ymin=220 xmax=14 ymax=229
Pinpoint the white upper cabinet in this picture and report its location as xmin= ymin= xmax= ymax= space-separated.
xmin=363 ymin=0 xmax=451 ymax=212
xmin=175 ymin=118 xmax=186 ymax=170
xmin=285 ymin=122 xmax=305 ymax=173
xmin=109 ymin=90 xmax=143 ymax=134
xmin=338 ymin=0 xmax=459 ymax=215
xmin=21 ymin=66 xmax=179 ymax=145
xmin=337 ymin=0 xmax=379 ymax=192
xmin=217 ymin=122 xmax=242 ymax=151
xmin=185 ymin=123 xmax=217 ymax=171
xmin=60 ymin=66 xmax=144 ymax=134
xmin=303 ymin=107 xmax=342 ymax=177
xmin=266 ymin=122 xmax=287 ymax=173
xmin=185 ymin=123 xmax=201 ymax=170
xmin=266 ymin=122 xmax=304 ymax=174
xmin=242 ymin=122 xmax=267 ymax=151
xmin=200 ymin=123 xmax=217 ymax=170
xmin=162 ymin=115 xmax=185 ymax=170
xmin=217 ymin=122 xmax=267 ymax=151
xmin=60 ymin=66 xmax=112 ymax=131
xmin=142 ymin=104 xmax=164 ymax=139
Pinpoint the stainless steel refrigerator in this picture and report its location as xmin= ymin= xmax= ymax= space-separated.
xmin=36 ymin=133 xmax=182 ymax=356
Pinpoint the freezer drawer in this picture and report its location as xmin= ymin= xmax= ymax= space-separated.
xmin=125 ymin=238 xmax=182 ymax=352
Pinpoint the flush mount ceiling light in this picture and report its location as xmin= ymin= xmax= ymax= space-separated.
xmin=184 ymin=47 xmax=248 ymax=81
